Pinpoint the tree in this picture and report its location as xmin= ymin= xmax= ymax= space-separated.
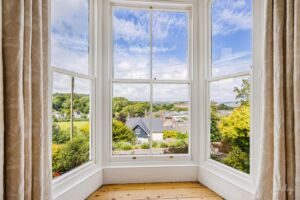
xmin=210 ymin=102 xmax=222 ymax=142
xmin=112 ymin=119 xmax=136 ymax=143
xmin=112 ymin=97 xmax=130 ymax=116
xmin=218 ymin=105 xmax=250 ymax=152
xmin=122 ymin=102 xmax=149 ymax=117
xmin=234 ymin=79 xmax=250 ymax=105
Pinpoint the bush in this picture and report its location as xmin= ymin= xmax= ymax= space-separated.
xmin=112 ymin=119 xmax=136 ymax=143
xmin=165 ymin=140 xmax=188 ymax=154
xmin=159 ymin=142 xmax=168 ymax=148
xmin=52 ymin=134 xmax=89 ymax=177
xmin=113 ymin=142 xmax=133 ymax=151
xmin=141 ymin=143 xmax=150 ymax=149
xmin=223 ymin=146 xmax=249 ymax=173
xmin=176 ymin=132 xmax=188 ymax=140
xmin=52 ymin=124 xmax=70 ymax=144
xmin=163 ymin=130 xmax=177 ymax=139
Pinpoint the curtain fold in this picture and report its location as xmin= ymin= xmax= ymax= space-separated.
xmin=255 ymin=0 xmax=300 ymax=199
xmin=1 ymin=0 xmax=51 ymax=199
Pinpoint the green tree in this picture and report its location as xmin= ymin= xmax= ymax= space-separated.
xmin=210 ymin=102 xmax=222 ymax=142
xmin=234 ymin=79 xmax=250 ymax=105
xmin=112 ymin=119 xmax=136 ymax=143
xmin=223 ymin=146 xmax=250 ymax=173
xmin=52 ymin=134 xmax=89 ymax=175
xmin=122 ymin=102 xmax=149 ymax=117
xmin=218 ymin=105 xmax=250 ymax=152
xmin=112 ymin=97 xmax=130 ymax=116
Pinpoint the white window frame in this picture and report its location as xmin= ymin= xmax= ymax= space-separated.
xmin=198 ymin=0 xmax=263 ymax=198
xmin=103 ymin=0 xmax=200 ymax=165
xmin=50 ymin=0 xmax=103 ymax=199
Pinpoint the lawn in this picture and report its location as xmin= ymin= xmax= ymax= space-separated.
xmin=55 ymin=121 xmax=89 ymax=132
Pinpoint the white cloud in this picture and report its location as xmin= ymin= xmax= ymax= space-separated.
xmin=153 ymin=58 xmax=188 ymax=80
xmin=212 ymin=51 xmax=251 ymax=76
xmin=113 ymin=84 xmax=150 ymax=102
xmin=152 ymin=12 xmax=187 ymax=40
xmin=51 ymin=35 xmax=89 ymax=74
xmin=212 ymin=0 xmax=252 ymax=36
xmin=210 ymin=76 xmax=249 ymax=103
xmin=113 ymin=16 xmax=149 ymax=42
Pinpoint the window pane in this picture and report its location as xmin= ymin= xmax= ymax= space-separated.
xmin=152 ymin=84 xmax=189 ymax=154
xmin=112 ymin=83 xmax=151 ymax=155
xmin=113 ymin=8 xmax=150 ymax=79
xmin=52 ymin=73 xmax=90 ymax=178
xmin=212 ymin=0 xmax=252 ymax=77
xmin=210 ymin=76 xmax=250 ymax=173
xmin=51 ymin=0 xmax=89 ymax=74
xmin=152 ymin=11 xmax=189 ymax=80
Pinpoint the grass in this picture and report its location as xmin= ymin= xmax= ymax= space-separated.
xmin=55 ymin=121 xmax=89 ymax=131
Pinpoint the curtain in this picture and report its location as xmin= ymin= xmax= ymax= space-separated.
xmin=255 ymin=0 xmax=300 ymax=199
xmin=1 ymin=0 xmax=51 ymax=199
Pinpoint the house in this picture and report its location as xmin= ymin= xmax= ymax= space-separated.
xmin=126 ymin=118 xmax=164 ymax=142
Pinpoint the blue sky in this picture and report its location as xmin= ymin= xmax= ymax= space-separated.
xmin=51 ymin=0 xmax=252 ymax=103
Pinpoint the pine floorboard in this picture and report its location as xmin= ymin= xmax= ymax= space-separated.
xmin=87 ymin=182 xmax=224 ymax=200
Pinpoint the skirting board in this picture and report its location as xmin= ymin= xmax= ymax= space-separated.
xmin=198 ymin=166 xmax=254 ymax=200
xmin=103 ymin=165 xmax=198 ymax=184
xmin=54 ymin=169 xmax=103 ymax=200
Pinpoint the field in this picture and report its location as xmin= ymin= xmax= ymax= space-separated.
xmin=55 ymin=121 xmax=89 ymax=132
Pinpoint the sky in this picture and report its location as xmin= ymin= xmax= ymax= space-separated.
xmin=51 ymin=0 xmax=252 ymax=103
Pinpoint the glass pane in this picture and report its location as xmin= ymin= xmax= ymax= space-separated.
xmin=152 ymin=84 xmax=189 ymax=154
xmin=51 ymin=0 xmax=89 ymax=74
xmin=210 ymin=76 xmax=250 ymax=173
xmin=52 ymin=73 xmax=90 ymax=178
xmin=113 ymin=8 xmax=150 ymax=79
xmin=112 ymin=83 xmax=151 ymax=155
xmin=212 ymin=0 xmax=252 ymax=77
xmin=152 ymin=11 xmax=189 ymax=80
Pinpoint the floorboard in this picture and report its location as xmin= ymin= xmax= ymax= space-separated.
xmin=87 ymin=182 xmax=223 ymax=200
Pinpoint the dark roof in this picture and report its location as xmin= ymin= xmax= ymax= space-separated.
xmin=126 ymin=118 xmax=163 ymax=135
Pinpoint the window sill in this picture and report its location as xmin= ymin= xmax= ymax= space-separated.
xmin=198 ymin=160 xmax=256 ymax=200
xmin=53 ymin=162 xmax=102 ymax=200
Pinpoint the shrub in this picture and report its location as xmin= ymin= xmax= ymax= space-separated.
xmin=52 ymin=134 xmax=89 ymax=177
xmin=165 ymin=140 xmax=188 ymax=154
xmin=113 ymin=142 xmax=133 ymax=151
xmin=112 ymin=119 xmax=136 ymax=143
xmin=159 ymin=142 xmax=168 ymax=148
xmin=163 ymin=130 xmax=177 ymax=139
xmin=152 ymin=141 xmax=159 ymax=148
xmin=223 ymin=146 xmax=249 ymax=173
xmin=141 ymin=143 xmax=150 ymax=149
xmin=176 ymin=132 xmax=188 ymax=140
xmin=52 ymin=124 xmax=70 ymax=144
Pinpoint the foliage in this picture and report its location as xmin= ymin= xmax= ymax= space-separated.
xmin=176 ymin=132 xmax=188 ymax=140
xmin=165 ymin=140 xmax=188 ymax=154
xmin=52 ymin=93 xmax=90 ymax=121
xmin=223 ymin=146 xmax=250 ymax=173
xmin=113 ymin=142 xmax=133 ymax=151
xmin=218 ymin=105 xmax=250 ymax=152
xmin=52 ymin=133 xmax=89 ymax=176
xmin=141 ymin=142 xmax=150 ymax=149
xmin=210 ymin=102 xmax=222 ymax=142
xmin=52 ymin=123 xmax=70 ymax=144
xmin=163 ymin=130 xmax=178 ymax=139
xmin=234 ymin=79 xmax=250 ymax=105
xmin=122 ymin=102 xmax=150 ymax=118
xmin=112 ymin=119 xmax=136 ymax=143
xmin=218 ymin=103 xmax=233 ymax=111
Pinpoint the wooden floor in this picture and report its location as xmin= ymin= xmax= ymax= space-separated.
xmin=87 ymin=182 xmax=223 ymax=200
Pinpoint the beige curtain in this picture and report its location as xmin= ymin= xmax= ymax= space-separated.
xmin=1 ymin=0 xmax=51 ymax=199
xmin=255 ymin=0 xmax=300 ymax=199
